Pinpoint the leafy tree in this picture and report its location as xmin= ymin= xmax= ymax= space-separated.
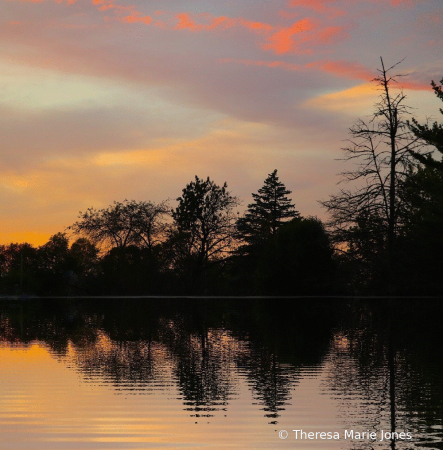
xmin=237 ymin=169 xmax=299 ymax=249
xmin=36 ymin=233 xmax=73 ymax=294
xmin=69 ymin=238 xmax=99 ymax=270
xmin=70 ymin=199 xmax=169 ymax=252
xmin=321 ymin=58 xmax=423 ymax=292
xmin=171 ymin=176 xmax=239 ymax=286
xmin=0 ymin=242 xmax=38 ymax=293
xmin=172 ymin=176 xmax=239 ymax=263
xmin=38 ymin=232 xmax=70 ymax=272
xmin=0 ymin=243 xmax=37 ymax=275
xmin=255 ymin=217 xmax=335 ymax=295
xmin=68 ymin=237 xmax=100 ymax=289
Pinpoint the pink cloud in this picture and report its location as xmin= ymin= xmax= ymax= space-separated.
xmin=121 ymin=13 xmax=152 ymax=25
xmin=174 ymin=13 xmax=237 ymax=32
xmin=4 ymin=0 xmax=342 ymax=55
xmin=315 ymin=25 xmax=347 ymax=44
xmin=238 ymin=19 xmax=274 ymax=33
xmin=262 ymin=18 xmax=316 ymax=54
xmin=91 ymin=0 xmax=132 ymax=13
xmin=172 ymin=12 xmax=274 ymax=34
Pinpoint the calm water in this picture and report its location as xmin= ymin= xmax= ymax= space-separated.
xmin=1 ymin=298 xmax=442 ymax=450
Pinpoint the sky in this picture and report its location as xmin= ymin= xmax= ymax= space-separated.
xmin=1 ymin=0 xmax=442 ymax=245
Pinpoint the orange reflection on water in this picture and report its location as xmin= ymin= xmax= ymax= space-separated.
xmin=0 ymin=333 xmax=344 ymax=450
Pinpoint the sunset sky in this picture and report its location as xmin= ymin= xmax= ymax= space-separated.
xmin=1 ymin=0 xmax=442 ymax=245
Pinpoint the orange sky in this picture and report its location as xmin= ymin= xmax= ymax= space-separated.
xmin=1 ymin=0 xmax=441 ymax=245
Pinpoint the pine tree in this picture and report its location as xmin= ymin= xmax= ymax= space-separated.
xmin=408 ymin=77 xmax=443 ymax=170
xmin=237 ymin=170 xmax=299 ymax=248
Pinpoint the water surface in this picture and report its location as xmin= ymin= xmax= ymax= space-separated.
xmin=1 ymin=298 xmax=442 ymax=449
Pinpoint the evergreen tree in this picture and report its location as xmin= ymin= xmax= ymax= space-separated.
xmin=408 ymin=77 xmax=443 ymax=170
xmin=237 ymin=170 xmax=299 ymax=248
xmin=397 ymin=78 xmax=443 ymax=294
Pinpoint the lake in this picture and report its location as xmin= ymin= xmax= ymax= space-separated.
xmin=1 ymin=298 xmax=442 ymax=449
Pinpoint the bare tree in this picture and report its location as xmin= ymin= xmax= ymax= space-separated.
xmin=321 ymin=58 xmax=423 ymax=281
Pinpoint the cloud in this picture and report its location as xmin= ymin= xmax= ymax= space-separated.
xmin=304 ymin=82 xmax=377 ymax=114
xmin=219 ymin=57 xmax=431 ymax=91
xmin=307 ymin=59 xmax=375 ymax=80
xmin=1 ymin=0 xmax=441 ymax=244
xmin=262 ymin=18 xmax=315 ymax=53
xmin=0 ymin=116 xmax=344 ymax=244
xmin=121 ymin=13 xmax=152 ymax=25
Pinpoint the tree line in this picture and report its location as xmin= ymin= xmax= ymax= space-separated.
xmin=1 ymin=60 xmax=442 ymax=296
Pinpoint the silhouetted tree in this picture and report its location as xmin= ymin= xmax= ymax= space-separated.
xmin=396 ymin=167 xmax=443 ymax=294
xmin=67 ymin=237 xmax=99 ymax=291
xmin=237 ymin=169 xmax=299 ymax=249
xmin=321 ymin=58 xmax=423 ymax=292
xmin=171 ymin=176 xmax=239 ymax=277
xmin=69 ymin=238 xmax=99 ymax=272
xmin=36 ymin=233 xmax=73 ymax=293
xmin=38 ymin=232 xmax=70 ymax=272
xmin=0 ymin=242 xmax=38 ymax=293
xmin=256 ymin=217 xmax=335 ymax=295
xmin=408 ymin=76 xmax=443 ymax=169
xmin=70 ymin=199 xmax=169 ymax=253
xmin=393 ymin=77 xmax=443 ymax=294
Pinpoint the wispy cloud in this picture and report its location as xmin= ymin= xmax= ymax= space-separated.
xmin=0 ymin=0 xmax=440 ymax=244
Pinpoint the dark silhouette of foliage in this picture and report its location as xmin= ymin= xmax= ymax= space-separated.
xmin=172 ymin=176 xmax=239 ymax=261
xmin=408 ymin=77 xmax=443 ymax=169
xmin=69 ymin=237 xmax=99 ymax=273
xmin=237 ymin=169 xmax=299 ymax=249
xmin=392 ymin=77 xmax=443 ymax=294
xmin=0 ymin=242 xmax=38 ymax=294
xmin=36 ymin=232 xmax=72 ymax=294
xmin=0 ymin=234 xmax=102 ymax=295
xmin=256 ymin=217 xmax=336 ymax=295
xmin=70 ymin=199 xmax=169 ymax=252
xmin=170 ymin=176 xmax=239 ymax=292
xmin=395 ymin=164 xmax=443 ymax=294
xmin=98 ymin=245 xmax=164 ymax=295
xmin=37 ymin=232 xmax=69 ymax=272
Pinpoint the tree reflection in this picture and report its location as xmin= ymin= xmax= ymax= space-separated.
xmin=162 ymin=322 xmax=240 ymax=419
xmin=1 ymin=298 xmax=337 ymax=424
xmin=238 ymin=347 xmax=299 ymax=423
xmin=325 ymin=300 xmax=443 ymax=449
